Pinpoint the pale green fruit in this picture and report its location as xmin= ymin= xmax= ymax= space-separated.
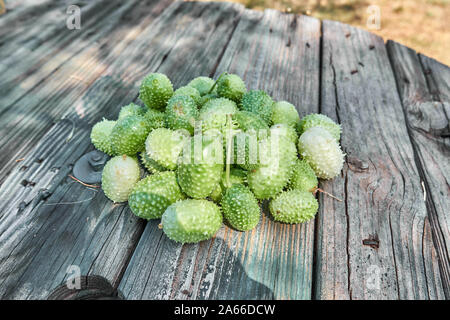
xmin=199 ymin=98 xmax=238 ymax=132
xmin=232 ymin=111 xmax=269 ymax=132
xmin=217 ymin=73 xmax=246 ymax=102
xmin=128 ymin=171 xmax=185 ymax=220
xmin=139 ymin=151 xmax=166 ymax=174
xmin=145 ymin=128 xmax=188 ymax=170
xmin=271 ymin=101 xmax=300 ymax=127
xmin=101 ymin=155 xmax=140 ymax=202
xmin=118 ymin=103 xmax=146 ymax=120
xmin=221 ymin=184 xmax=260 ymax=231
xmin=270 ymin=189 xmax=318 ymax=224
xmin=209 ymin=168 xmax=247 ymax=203
xmin=298 ymin=127 xmax=344 ymax=179
xmin=297 ymin=113 xmax=341 ymax=141
xmin=139 ymin=73 xmax=173 ymax=110
xmin=165 ymin=95 xmax=198 ymax=135
xmin=270 ymin=123 xmax=298 ymax=144
xmin=143 ymin=108 xmax=165 ymax=131
xmin=90 ymin=119 xmax=116 ymax=156
xmin=173 ymin=86 xmax=201 ymax=105
xmin=187 ymin=76 xmax=216 ymax=96
xmin=288 ymin=159 xmax=318 ymax=192
xmin=162 ymin=199 xmax=222 ymax=243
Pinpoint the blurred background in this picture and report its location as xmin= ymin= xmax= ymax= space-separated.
xmin=196 ymin=0 xmax=449 ymax=65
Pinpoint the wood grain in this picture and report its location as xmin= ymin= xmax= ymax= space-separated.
xmin=314 ymin=20 xmax=447 ymax=299
xmin=0 ymin=0 xmax=242 ymax=299
xmin=386 ymin=41 xmax=450 ymax=297
xmin=119 ymin=8 xmax=321 ymax=300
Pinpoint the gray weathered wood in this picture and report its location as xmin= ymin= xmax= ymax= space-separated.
xmin=314 ymin=20 xmax=447 ymax=299
xmin=386 ymin=41 xmax=450 ymax=296
xmin=118 ymin=8 xmax=321 ymax=300
xmin=0 ymin=0 xmax=242 ymax=299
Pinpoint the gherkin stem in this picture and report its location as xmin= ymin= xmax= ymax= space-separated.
xmin=208 ymin=72 xmax=228 ymax=95
xmin=313 ymin=187 xmax=343 ymax=202
xmin=225 ymin=113 xmax=233 ymax=188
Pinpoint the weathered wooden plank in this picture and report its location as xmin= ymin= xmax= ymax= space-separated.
xmin=0 ymin=0 xmax=172 ymax=184
xmin=119 ymin=8 xmax=321 ymax=300
xmin=386 ymin=41 xmax=450 ymax=297
xmin=0 ymin=0 xmax=243 ymax=299
xmin=314 ymin=20 xmax=446 ymax=299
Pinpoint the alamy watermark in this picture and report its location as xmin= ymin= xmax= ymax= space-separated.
xmin=366 ymin=5 xmax=381 ymax=30
xmin=66 ymin=5 xmax=81 ymax=30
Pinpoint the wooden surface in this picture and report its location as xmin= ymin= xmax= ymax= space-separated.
xmin=0 ymin=0 xmax=448 ymax=300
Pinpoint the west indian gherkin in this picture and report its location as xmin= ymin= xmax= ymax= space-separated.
xmin=287 ymin=159 xmax=318 ymax=192
xmin=270 ymin=123 xmax=298 ymax=144
xmin=110 ymin=115 xmax=150 ymax=156
xmin=221 ymin=184 xmax=260 ymax=231
xmin=198 ymin=92 xmax=219 ymax=108
xmin=118 ymin=103 xmax=146 ymax=120
xmin=199 ymin=98 xmax=238 ymax=132
xmin=297 ymin=113 xmax=341 ymax=141
xmin=161 ymin=199 xmax=222 ymax=243
xmin=209 ymin=168 xmax=247 ymax=203
xmin=269 ymin=189 xmax=318 ymax=224
xmin=90 ymin=119 xmax=116 ymax=156
xmin=164 ymin=95 xmax=198 ymax=135
xmin=298 ymin=126 xmax=345 ymax=179
xmin=216 ymin=73 xmax=246 ymax=102
xmin=271 ymin=101 xmax=300 ymax=127
xmin=232 ymin=110 xmax=269 ymax=132
xmin=128 ymin=171 xmax=185 ymax=220
xmin=187 ymin=76 xmax=216 ymax=96
xmin=177 ymin=134 xmax=223 ymax=199
xmin=173 ymin=86 xmax=201 ymax=105
xmin=139 ymin=151 xmax=166 ymax=174
xmin=145 ymin=128 xmax=188 ymax=170
xmin=101 ymin=155 xmax=140 ymax=203
xmin=139 ymin=73 xmax=173 ymax=110
xmin=248 ymin=136 xmax=297 ymax=199
xmin=240 ymin=90 xmax=274 ymax=125
xmin=143 ymin=107 xmax=165 ymax=131
xmin=233 ymin=130 xmax=262 ymax=171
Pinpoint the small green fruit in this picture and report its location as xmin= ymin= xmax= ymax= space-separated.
xmin=118 ymin=103 xmax=146 ymax=120
xmin=288 ymin=159 xmax=318 ymax=192
xmin=217 ymin=73 xmax=246 ymax=102
xmin=110 ymin=115 xmax=150 ymax=155
xmin=145 ymin=128 xmax=188 ymax=170
xmin=143 ymin=108 xmax=165 ymax=131
xmin=270 ymin=189 xmax=318 ymax=224
xmin=270 ymin=123 xmax=298 ymax=144
xmin=232 ymin=111 xmax=269 ymax=132
xmin=209 ymin=168 xmax=247 ymax=203
xmin=101 ymin=155 xmax=140 ymax=202
xmin=298 ymin=127 xmax=344 ymax=179
xmin=162 ymin=199 xmax=222 ymax=243
xmin=297 ymin=113 xmax=341 ymax=141
xmin=188 ymin=76 xmax=216 ymax=96
xmin=221 ymin=184 xmax=260 ymax=231
xmin=173 ymin=86 xmax=201 ymax=105
xmin=90 ymin=119 xmax=116 ymax=156
xmin=139 ymin=73 xmax=173 ymax=109
xmin=139 ymin=151 xmax=166 ymax=174
xmin=240 ymin=90 xmax=274 ymax=125
xmin=128 ymin=171 xmax=185 ymax=220
xmin=165 ymin=95 xmax=198 ymax=135
xmin=271 ymin=101 xmax=299 ymax=127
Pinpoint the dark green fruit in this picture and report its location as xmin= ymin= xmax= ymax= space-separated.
xmin=165 ymin=95 xmax=198 ymax=135
xmin=139 ymin=73 xmax=173 ymax=110
xmin=221 ymin=184 xmax=260 ymax=231
xmin=110 ymin=115 xmax=150 ymax=155
xmin=143 ymin=108 xmax=165 ymax=131
xmin=162 ymin=199 xmax=222 ymax=243
xmin=139 ymin=151 xmax=166 ymax=174
xmin=269 ymin=189 xmax=318 ymax=223
xmin=209 ymin=168 xmax=247 ymax=203
xmin=128 ymin=171 xmax=185 ymax=220
xmin=217 ymin=73 xmax=246 ymax=102
xmin=232 ymin=111 xmax=269 ymax=132
xmin=288 ymin=159 xmax=318 ymax=192
xmin=240 ymin=90 xmax=274 ymax=125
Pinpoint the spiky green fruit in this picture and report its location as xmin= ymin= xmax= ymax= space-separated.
xmin=162 ymin=199 xmax=222 ymax=243
xmin=101 ymin=155 xmax=140 ymax=202
xmin=128 ymin=171 xmax=185 ymax=220
xmin=232 ymin=111 xmax=269 ymax=132
xmin=270 ymin=123 xmax=298 ymax=144
xmin=240 ymin=90 xmax=274 ymax=125
xmin=139 ymin=73 xmax=173 ymax=110
xmin=198 ymin=92 xmax=219 ymax=108
xmin=90 ymin=119 xmax=116 ymax=156
xmin=288 ymin=159 xmax=318 ymax=192
xmin=248 ymin=137 xmax=297 ymax=199
xmin=199 ymin=98 xmax=238 ymax=132
xmin=298 ymin=127 xmax=344 ymax=179
xmin=139 ymin=151 xmax=166 ymax=174
xmin=233 ymin=131 xmax=262 ymax=171
xmin=209 ymin=168 xmax=247 ymax=203
xmin=200 ymin=97 xmax=237 ymax=114
xmin=221 ymin=184 xmax=260 ymax=231
xmin=297 ymin=113 xmax=341 ymax=141
xmin=177 ymin=135 xmax=223 ymax=199
xmin=271 ymin=101 xmax=300 ymax=127
xmin=145 ymin=128 xmax=188 ymax=170
xmin=217 ymin=73 xmax=246 ymax=102
xmin=173 ymin=86 xmax=201 ymax=105
xmin=110 ymin=115 xmax=150 ymax=156
xmin=143 ymin=108 xmax=165 ymax=130
xmin=118 ymin=103 xmax=146 ymax=120
xmin=270 ymin=189 xmax=318 ymax=223
xmin=164 ymin=95 xmax=198 ymax=135
xmin=188 ymin=76 xmax=216 ymax=96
